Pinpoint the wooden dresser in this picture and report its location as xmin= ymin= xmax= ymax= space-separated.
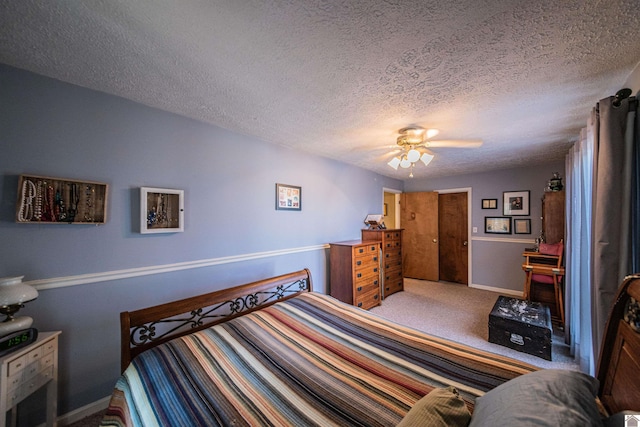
xmin=362 ymin=228 xmax=403 ymax=298
xmin=329 ymin=240 xmax=382 ymax=310
xmin=542 ymin=191 xmax=565 ymax=244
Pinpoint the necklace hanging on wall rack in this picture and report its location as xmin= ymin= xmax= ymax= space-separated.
xmin=17 ymin=179 xmax=36 ymax=222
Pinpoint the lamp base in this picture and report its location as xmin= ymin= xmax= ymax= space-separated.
xmin=0 ymin=316 xmax=33 ymax=337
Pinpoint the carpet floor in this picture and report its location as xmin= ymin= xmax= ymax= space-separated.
xmin=370 ymin=278 xmax=578 ymax=370
xmin=69 ymin=279 xmax=577 ymax=426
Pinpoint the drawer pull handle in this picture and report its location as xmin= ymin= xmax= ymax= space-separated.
xmin=358 ymin=248 xmax=364 ymax=253
xmin=374 ymin=280 xmax=378 ymax=285
xmin=357 ymin=302 xmax=363 ymax=307
xmin=357 ymin=273 xmax=362 ymax=278
xmin=373 ymin=268 xmax=378 ymax=273
xmin=356 ymin=260 xmax=362 ymax=266
xmin=374 ymin=294 xmax=379 ymax=300
xmin=373 ymin=257 xmax=377 ymax=261
xmin=357 ymin=286 xmax=362 ymax=291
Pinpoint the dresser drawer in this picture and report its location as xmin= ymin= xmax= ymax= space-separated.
xmin=355 ymin=288 xmax=381 ymax=310
xmin=384 ymin=231 xmax=402 ymax=241
xmin=354 ymin=280 xmax=379 ymax=296
xmin=354 ymin=254 xmax=378 ymax=269
xmin=354 ymin=244 xmax=379 ymax=257
xmin=384 ymin=240 xmax=401 ymax=250
xmin=354 ymin=264 xmax=379 ymax=280
xmin=384 ymin=255 xmax=402 ymax=270
xmin=6 ymin=365 xmax=54 ymax=408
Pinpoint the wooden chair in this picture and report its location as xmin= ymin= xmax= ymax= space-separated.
xmin=522 ymin=240 xmax=565 ymax=326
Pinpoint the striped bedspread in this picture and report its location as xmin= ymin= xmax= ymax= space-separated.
xmin=101 ymin=292 xmax=537 ymax=427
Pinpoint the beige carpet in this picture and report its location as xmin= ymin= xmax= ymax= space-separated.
xmin=370 ymin=278 xmax=579 ymax=370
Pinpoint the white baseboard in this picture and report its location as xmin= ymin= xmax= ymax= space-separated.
xmin=470 ymin=283 xmax=523 ymax=297
xmin=56 ymin=396 xmax=110 ymax=426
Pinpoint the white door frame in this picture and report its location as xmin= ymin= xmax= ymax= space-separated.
xmin=382 ymin=187 xmax=402 ymax=229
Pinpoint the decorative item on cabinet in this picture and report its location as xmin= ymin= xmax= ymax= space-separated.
xmin=361 ymin=229 xmax=403 ymax=298
xmin=16 ymin=174 xmax=108 ymax=224
xmin=329 ymin=240 xmax=381 ymax=310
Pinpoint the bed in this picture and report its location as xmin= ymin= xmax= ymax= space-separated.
xmin=101 ymin=269 xmax=640 ymax=426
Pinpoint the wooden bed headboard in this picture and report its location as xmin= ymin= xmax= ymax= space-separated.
xmin=596 ymin=274 xmax=640 ymax=413
xmin=120 ymin=268 xmax=312 ymax=372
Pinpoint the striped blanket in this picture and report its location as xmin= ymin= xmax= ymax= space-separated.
xmin=101 ymin=292 xmax=536 ymax=426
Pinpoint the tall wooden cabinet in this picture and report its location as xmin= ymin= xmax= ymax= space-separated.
xmin=542 ymin=191 xmax=565 ymax=244
xmin=329 ymin=240 xmax=382 ymax=310
xmin=362 ymin=229 xmax=403 ymax=298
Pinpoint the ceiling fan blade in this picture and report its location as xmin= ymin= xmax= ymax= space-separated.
xmin=425 ymin=139 xmax=483 ymax=148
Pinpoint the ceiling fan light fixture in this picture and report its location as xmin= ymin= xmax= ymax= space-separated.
xmin=399 ymin=157 xmax=412 ymax=168
xmin=406 ymin=148 xmax=421 ymax=163
xmin=420 ymin=152 xmax=434 ymax=166
xmin=387 ymin=157 xmax=401 ymax=170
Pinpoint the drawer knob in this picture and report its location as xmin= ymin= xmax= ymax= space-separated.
xmin=357 ymin=302 xmax=363 ymax=307
xmin=356 ymin=260 xmax=362 ymax=266
xmin=357 ymin=286 xmax=362 ymax=291
xmin=357 ymin=273 xmax=362 ymax=278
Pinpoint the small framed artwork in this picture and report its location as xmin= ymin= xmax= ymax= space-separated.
xmin=485 ymin=216 xmax=511 ymax=234
xmin=503 ymin=190 xmax=530 ymax=216
xmin=140 ymin=187 xmax=184 ymax=233
xmin=482 ymin=199 xmax=497 ymax=209
xmin=514 ymin=218 xmax=531 ymax=234
xmin=275 ymin=183 xmax=301 ymax=211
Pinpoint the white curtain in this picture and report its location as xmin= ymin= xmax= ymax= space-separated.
xmin=565 ymin=95 xmax=637 ymax=375
xmin=565 ymin=113 xmax=595 ymax=374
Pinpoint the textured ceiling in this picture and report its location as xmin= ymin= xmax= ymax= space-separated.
xmin=1 ymin=1 xmax=639 ymax=180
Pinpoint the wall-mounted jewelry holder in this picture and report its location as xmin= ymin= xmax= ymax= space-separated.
xmin=140 ymin=187 xmax=184 ymax=234
xmin=16 ymin=174 xmax=108 ymax=224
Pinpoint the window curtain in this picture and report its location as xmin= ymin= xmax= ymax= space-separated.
xmin=565 ymin=119 xmax=594 ymax=373
xmin=565 ymin=95 xmax=637 ymax=374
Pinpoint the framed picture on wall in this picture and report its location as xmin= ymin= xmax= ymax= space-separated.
xmin=481 ymin=198 xmax=497 ymax=209
xmin=140 ymin=187 xmax=184 ymax=233
xmin=503 ymin=190 xmax=530 ymax=216
xmin=275 ymin=183 xmax=301 ymax=211
xmin=514 ymin=218 xmax=531 ymax=234
xmin=485 ymin=216 xmax=511 ymax=234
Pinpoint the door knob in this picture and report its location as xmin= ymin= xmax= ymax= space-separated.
xmin=432 ymin=238 xmax=437 ymax=243
xmin=463 ymin=241 xmax=468 ymax=246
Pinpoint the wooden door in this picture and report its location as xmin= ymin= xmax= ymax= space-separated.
xmin=400 ymin=192 xmax=439 ymax=280
xmin=438 ymin=192 xmax=469 ymax=284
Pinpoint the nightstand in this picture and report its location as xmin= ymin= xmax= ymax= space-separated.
xmin=0 ymin=331 xmax=60 ymax=427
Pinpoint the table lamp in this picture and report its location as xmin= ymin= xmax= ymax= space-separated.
xmin=0 ymin=276 xmax=38 ymax=336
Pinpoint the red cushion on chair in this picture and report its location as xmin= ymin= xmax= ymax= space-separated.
xmin=531 ymin=274 xmax=555 ymax=284
xmin=539 ymin=242 xmax=563 ymax=256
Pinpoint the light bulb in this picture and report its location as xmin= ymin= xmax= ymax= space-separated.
xmin=400 ymin=157 xmax=411 ymax=168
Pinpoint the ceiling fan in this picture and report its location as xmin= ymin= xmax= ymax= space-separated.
xmin=387 ymin=126 xmax=483 ymax=177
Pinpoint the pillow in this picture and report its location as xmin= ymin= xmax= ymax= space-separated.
xmin=397 ymin=386 xmax=471 ymax=427
xmin=469 ymin=369 xmax=602 ymax=427
xmin=539 ymin=241 xmax=563 ymax=256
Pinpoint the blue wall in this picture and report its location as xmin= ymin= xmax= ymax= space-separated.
xmin=0 ymin=64 xmax=402 ymax=421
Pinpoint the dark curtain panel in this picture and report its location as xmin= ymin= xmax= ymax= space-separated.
xmin=591 ymin=96 xmax=637 ymax=355
xmin=632 ymin=101 xmax=640 ymax=273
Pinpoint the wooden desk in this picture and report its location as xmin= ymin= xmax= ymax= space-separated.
xmin=0 ymin=331 xmax=60 ymax=427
